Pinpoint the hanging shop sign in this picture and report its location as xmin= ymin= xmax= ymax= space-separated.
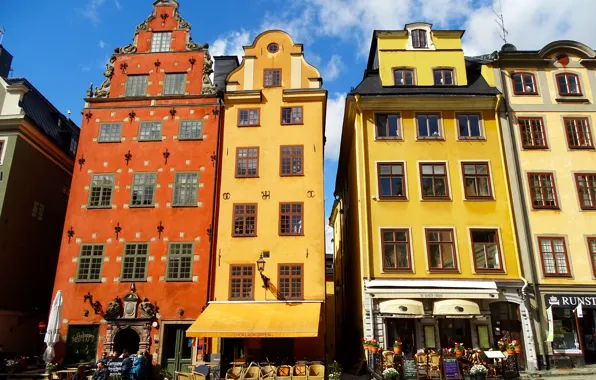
xmin=544 ymin=294 xmax=596 ymax=308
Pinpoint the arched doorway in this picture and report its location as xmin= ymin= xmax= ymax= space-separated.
xmin=113 ymin=328 xmax=140 ymax=355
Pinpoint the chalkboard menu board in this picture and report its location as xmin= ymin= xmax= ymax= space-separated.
xmin=64 ymin=325 xmax=99 ymax=365
xmin=443 ymin=358 xmax=460 ymax=380
xmin=403 ymin=358 xmax=417 ymax=380
xmin=107 ymin=359 xmax=124 ymax=376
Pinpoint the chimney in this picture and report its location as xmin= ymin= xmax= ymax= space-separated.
xmin=0 ymin=45 xmax=13 ymax=79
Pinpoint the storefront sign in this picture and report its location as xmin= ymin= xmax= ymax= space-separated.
xmin=403 ymin=358 xmax=417 ymax=380
xmin=443 ymin=358 xmax=459 ymax=379
xmin=107 ymin=359 xmax=124 ymax=376
xmin=545 ymin=294 xmax=596 ymax=308
xmin=64 ymin=325 xmax=99 ymax=365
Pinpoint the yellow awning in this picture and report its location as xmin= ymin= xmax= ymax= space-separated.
xmin=186 ymin=302 xmax=321 ymax=338
xmin=433 ymin=299 xmax=481 ymax=317
xmin=379 ymin=299 xmax=426 ymax=317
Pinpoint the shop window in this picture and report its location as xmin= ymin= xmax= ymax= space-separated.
xmin=163 ymin=73 xmax=187 ymax=95
xmin=575 ymin=173 xmax=596 ymax=210
xmin=438 ymin=319 xmax=471 ymax=349
xmin=375 ymin=114 xmax=401 ymax=139
xmin=138 ymin=121 xmax=162 ymax=141
xmin=462 ymin=162 xmax=492 ymax=199
xmin=121 ymin=243 xmax=149 ymax=281
xmin=457 ymin=114 xmax=482 ymax=139
xmin=280 ymin=146 xmax=303 ymax=176
xmin=519 ymin=118 xmax=547 ymax=149
xmin=512 ymin=73 xmax=537 ymax=95
xmin=172 ymin=172 xmax=199 ymax=206
xmin=471 ymin=229 xmax=503 ymax=271
xmin=564 ymin=118 xmax=594 ymax=149
xmin=76 ymin=244 xmax=105 ymax=282
xmin=589 ymin=238 xmax=596 ymax=276
xmin=236 ymin=147 xmax=259 ymax=178
xmin=130 ymin=172 xmax=157 ymax=207
xmin=233 ymin=203 xmax=257 ymax=237
xmin=279 ymin=202 xmax=303 ymax=236
xmin=381 ymin=229 xmax=412 ymax=271
xmin=556 ymin=73 xmax=582 ymax=96
xmin=538 ymin=237 xmax=571 ymax=276
xmin=151 ymin=32 xmax=171 ymax=52
xmin=264 ymin=69 xmax=281 ymax=87
xmin=426 ymin=229 xmax=457 ymax=271
xmin=278 ymin=264 xmax=303 ymax=300
xmin=393 ymin=68 xmax=415 ymax=85
xmin=417 ymin=114 xmax=442 ymax=138
xmin=552 ymin=308 xmax=581 ymax=353
xmin=230 ymin=264 xmax=254 ymax=300
xmin=528 ymin=173 xmax=558 ymax=209
xmin=238 ymin=109 xmax=260 ymax=126
xmin=88 ymin=174 xmax=115 ymax=208
xmin=166 ymin=243 xmax=193 ymax=281
xmin=420 ymin=163 xmax=449 ymax=199
xmin=411 ymin=29 xmax=427 ymax=48
xmin=281 ymin=107 xmax=303 ymax=125
xmin=179 ymin=120 xmax=203 ymax=140
xmin=98 ymin=123 xmax=122 ymax=143
xmin=378 ymin=163 xmax=406 ymax=199
xmin=125 ymin=75 xmax=148 ymax=97
xmin=433 ymin=69 xmax=454 ymax=85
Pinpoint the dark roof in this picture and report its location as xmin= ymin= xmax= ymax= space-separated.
xmin=352 ymin=59 xmax=500 ymax=97
xmin=5 ymin=78 xmax=79 ymax=156
xmin=213 ymin=56 xmax=240 ymax=91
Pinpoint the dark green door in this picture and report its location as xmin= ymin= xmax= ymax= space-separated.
xmin=163 ymin=324 xmax=193 ymax=374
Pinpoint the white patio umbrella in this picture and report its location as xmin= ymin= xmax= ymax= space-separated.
xmin=43 ymin=290 xmax=63 ymax=363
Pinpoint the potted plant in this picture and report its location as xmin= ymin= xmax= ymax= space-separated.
xmin=370 ymin=339 xmax=380 ymax=354
xmin=497 ymin=339 xmax=505 ymax=351
xmin=328 ymin=360 xmax=341 ymax=380
xmin=454 ymin=342 xmax=465 ymax=357
xmin=393 ymin=341 xmax=402 ymax=355
xmin=506 ymin=340 xmax=516 ymax=355
xmin=382 ymin=368 xmax=399 ymax=380
xmin=45 ymin=363 xmax=58 ymax=374
xmin=513 ymin=340 xmax=521 ymax=354
xmin=470 ymin=364 xmax=487 ymax=380
xmin=362 ymin=338 xmax=370 ymax=351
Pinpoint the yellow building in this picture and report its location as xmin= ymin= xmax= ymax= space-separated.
xmin=187 ymin=30 xmax=327 ymax=364
xmin=488 ymin=41 xmax=596 ymax=367
xmin=331 ymin=23 xmax=536 ymax=367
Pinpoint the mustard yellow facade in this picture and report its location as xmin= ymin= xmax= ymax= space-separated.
xmin=332 ymin=24 xmax=537 ymax=367
xmin=490 ymin=41 xmax=596 ymax=367
xmin=189 ymin=30 xmax=327 ymax=362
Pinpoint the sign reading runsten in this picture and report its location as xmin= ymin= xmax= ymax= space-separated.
xmin=545 ymin=294 xmax=596 ymax=308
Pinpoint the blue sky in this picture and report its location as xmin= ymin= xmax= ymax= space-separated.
xmin=2 ymin=0 xmax=595 ymax=251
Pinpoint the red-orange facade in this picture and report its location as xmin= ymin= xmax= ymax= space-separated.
xmin=50 ymin=0 xmax=219 ymax=369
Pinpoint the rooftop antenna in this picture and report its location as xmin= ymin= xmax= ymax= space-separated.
xmin=0 ymin=27 xmax=5 ymax=45
xmin=493 ymin=0 xmax=509 ymax=44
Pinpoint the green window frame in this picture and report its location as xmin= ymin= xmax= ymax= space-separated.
xmin=166 ymin=243 xmax=194 ymax=281
xmin=138 ymin=121 xmax=162 ymax=141
xmin=88 ymin=174 xmax=115 ymax=208
xmin=179 ymin=120 xmax=203 ymax=140
xmin=76 ymin=244 xmax=105 ymax=282
xmin=130 ymin=172 xmax=157 ymax=207
xmin=121 ymin=243 xmax=149 ymax=281
xmin=173 ymin=172 xmax=199 ymax=207
xmin=125 ymin=75 xmax=148 ymax=97
xmin=98 ymin=123 xmax=122 ymax=143
xmin=164 ymin=73 xmax=187 ymax=95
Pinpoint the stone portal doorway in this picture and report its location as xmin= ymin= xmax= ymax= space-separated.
xmin=113 ymin=328 xmax=140 ymax=355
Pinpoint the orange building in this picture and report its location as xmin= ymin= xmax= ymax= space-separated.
xmin=50 ymin=0 xmax=219 ymax=373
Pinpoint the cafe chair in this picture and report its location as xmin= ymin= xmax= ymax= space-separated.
xmin=193 ymin=372 xmax=208 ymax=380
xmin=259 ymin=365 xmax=276 ymax=380
xmin=308 ymin=364 xmax=325 ymax=380
xmin=276 ymin=365 xmax=292 ymax=380
xmin=177 ymin=372 xmax=193 ymax=380
xmin=382 ymin=351 xmax=395 ymax=369
xmin=414 ymin=352 xmax=428 ymax=379
xmin=428 ymin=353 xmax=441 ymax=379
xmin=293 ymin=363 xmax=308 ymax=380
xmin=225 ymin=366 xmax=243 ymax=380
xmin=245 ymin=366 xmax=260 ymax=379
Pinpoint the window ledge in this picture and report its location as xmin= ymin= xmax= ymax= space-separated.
xmin=235 ymin=176 xmax=260 ymax=179
xmin=280 ymin=174 xmax=305 ymax=177
xmin=97 ymin=141 xmax=122 ymax=144
xmin=87 ymin=206 xmax=113 ymax=210
xmin=171 ymin=205 xmax=199 ymax=208
xmin=522 ymin=146 xmax=549 ymax=150
xmin=232 ymin=235 xmax=258 ymax=238
xmin=375 ymin=137 xmax=403 ymax=141
xmin=457 ymin=137 xmax=486 ymax=141
xmin=569 ymin=146 xmax=595 ymax=150
xmin=421 ymin=198 xmax=452 ymax=202
xmin=74 ymin=280 xmax=103 ymax=284
xmin=281 ymin=123 xmax=304 ymax=126
xmin=129 ymin=205 xmax=156 ymax=209
xmin=279 ymin=234 xmax=305 ymax=237
xmin=138 ymin=139 xmax=162 ymax=142
xmin=543 ymin=274 xmax=573 ymax=278
xmin=178 ymin=138 xmax=204 ymax=141
xmin=556 ymin=97 xmax=589 ymax=103
xmin=428 ymin=269 xmax=460 ymax=274
xmin=464 ymin=197 xmax=495 ymax=201
xmin=238 ymin=125 xmax=261 ymax=128
xmin=120 ymin=279 xmax=148 ymax=283
xmin=475 ymin=270 xmax=506 ymax=274
xmin=165 ymin=279 xmax=193 ymax=283
xmin=416 ymin=137 xmax=445 ymax=141
xmin=531 ymin=207 xmax=560 ymax=211
xmin=377 ymin=197 xmax=408 ymax=201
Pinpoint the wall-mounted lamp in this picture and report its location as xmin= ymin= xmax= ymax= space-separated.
xmin=257 ymin=253 xmax=270 ymax=289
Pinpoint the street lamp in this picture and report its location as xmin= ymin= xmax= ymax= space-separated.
xmin=257 ymin=253 xmax=270 ymax=289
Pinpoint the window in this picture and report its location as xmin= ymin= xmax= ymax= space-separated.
xmin=556 ymin=73 xmax=582 ymax=96
xmin=393 ymin=69 xmax=414 ymax=85
xmin=378 ymin=163 xmax=406 ymax=199
xmin=179 ymin=120 xmax=203 ymax=140
xmin=519 ymin=118 xmax=547 ymax=148
xmin=426 ymin=229 xmax=457 ymax=270
xmin=417 ymin=114 xmax=441 ymax=138
xmin=552 ymin=307 xmax=581 ymax=354
xmin=238 ymin=109 xmax=260 ymax=126
xmin=230 ymin=265 xmax=254 ymax=300
xmin=471 ymin=229 xmax=502 ymax=271
xmin=151 ymin=32 xmax=172 ymax=52
xmin=420 ymin=163 xmax=449 ymax=199
xmin=233 ymin=204 xmax=257 ymax=237
xmin=280 ymin=146 xmax=303 ymax=176
xmin=139 ymin=121 xmax=162 ymax=141
xmin=0 ymin=140 xmax=5 ymax=164
xmin=121 ymin=243 xmax=149 ymax=281
xmin=267 ymin=43 xmax=279 ymax=53
xmin=69 ymin=138 xmax=78 ymax=155
xmin=279 ymin=264 xmax=303 ymax=300
xmin=575 ymin=173 xmax=596 ymax=210
xmin=588 ymin=238 xmax=596 ymax=275
xmin=457 ymin=114 xmax=482 ymax=138
xmin=281 ymin=107 xmax=303 ymax=125
xmin=412 ymin=29 xmax=427 ymax=48
xmin=130 ymin=173 xmax=157 ymax=207
xmin=125 ymin=75 xmax=148 ymax=97
xmin=167 ymin=243 xmax=193 ymax=281
xmin=236 ymin=147 xmax=259 ymax=178
xmin=280 ymin=202 xmax=303 ymax=236
xmin=264 ymin=69 xmax=281 ymax=87
xmin=538 ymin=237 xmax=570 ymax=276
xmin=88 ymin=174 xmax=114 ymax=208
xmin=164 ymin=73 xmax=187 ymax=95
xmin=564 ymin=118 xmax=593 ymax=149
xmin=528 ymin=173 xmax=558 ymax=209
xmin=98 ymin=123 xmax=122 ymax=143
xmin=173 ymin=172 xmax=198 ymax=206
xmin=76 ymin=244 xmax=105 ymax=282
xmin=512 ymin=73 xmax=537 ymax=95
xmin=462 ymin=163 xmax=492 ymax=198
xmin=433 ymin=69 xmax=454 ymax=85
xmin=32 ymin=201 xmax=44 ymax=220
xmin=375 ymin=114 xmax=401 ymax=139
xmin=381 ymin=229 xmax=411 ymax=271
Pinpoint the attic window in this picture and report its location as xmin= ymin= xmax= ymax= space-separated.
xmin=267 ymin=43 xmax=279 ymax=53
xmin=412 ymin=29 xmax=428 ymax=49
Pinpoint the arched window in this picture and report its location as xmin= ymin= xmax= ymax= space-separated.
xmin=556 ymin=73 xmax=582 ymax=96
xmin=411 ymin=29 xmax=427 ymax=49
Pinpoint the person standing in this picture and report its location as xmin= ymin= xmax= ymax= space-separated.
xmin=121 ymin=350 xmax=133 ymax=380
xmin=92 ymin=361 xmax=110 ymax=380
xmin=131 ymin=354 xmax=146 ymax=380
xmin=143 ymin=352 xmax=153 ymax=380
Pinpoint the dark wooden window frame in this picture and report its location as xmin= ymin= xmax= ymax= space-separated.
xmin=235 ymin=147 xmax=260 ymax=178
xmin=461 ymin=162 xmax=493 ymax=199
xmin=425 ymin=228 xmax=458 ymax=272
xmin=279 ymin=202 xmax=304 ymax=236
xmin=527 ymin=172 xmax=559 ymax=210
xmin=511 ymin=72 xmax=538 ymax=95
xmin=375 ymin=113 xmax=402 ymax=140
xmin=411 ymin=29 xmax=428 ymax=49
xmin=588 ymin=237 xmax=596 ymax=276
xmin=278 ymin=263 xmax=304 ymax=300
xmin=229 ymin=264 xmax=255 ymax=300
xmin=280 ymin=106 xmax=304 ymax=125
xmin=381 ymin=228 xmax=413 ymax=272
xmin=518 ymin=117 xmax=548 ymax=149
xmin=264 ymin=68 xmax=282 ymax=88
xmin=232 ymin=203 xmax=258 ymax=237
xmin=470 ymin=229 xmax=504 ymax=273
xmin=538 ymin=236 xmax=571 ymax=277
xmin=419 ymin=162 xmax=450 ymax=200
xmin=416 ymin=113 xmax=443 ymax=139
xmin=392 ymin=68 xmax=415 ymax=86
xmin=564 ymin=117 xmax=594 ymax=149
xmin=377 ymin=162 xmax=407 ymax=200
xmin=575 ymin=173 xmax=596 ymax=210
xmin=238 ymin=108 xmax=260 ymax=127
xmin=433 ymin=68 xmax=455 ymax=85
xmin=556 ymin=72 xmax=583 ymax=96
xmin=456 ymin=113 xmax=484 ymax=140
xmin=280 ymin=145 xmax=304 ymax=176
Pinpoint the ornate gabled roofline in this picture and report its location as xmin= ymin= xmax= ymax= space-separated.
xmin=538 ymin=40 xmax=596 ymax=59
xmin=137 ymin=0 xmax=190 ymax=33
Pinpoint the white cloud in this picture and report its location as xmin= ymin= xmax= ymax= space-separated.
xmin=325 ymin=92 xmax=346 ymax=161
xmin=210 ymin=30 xmax=251 ymax=60
xmin=98 ymin=40 xmax=106 ymax=49
xmin=322 ymin=55 xmax=345 ymax=82
xmin=80 ymin=0 xmax=121 ymax=25
xmin=325 ymin=224 xmax=334 ymax=254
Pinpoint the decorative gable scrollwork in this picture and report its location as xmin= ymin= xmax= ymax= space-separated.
xmin=173 ymin=8 xmax=190 ymax=30
xmin=186 ymin=39 xmax=208 ymax=52
xmin=93 ymin=55 xmax=117 ymax=98
xmin=115 ymin=44 xmax=137 ymax=55
xmin=202 ymin=49 xmax=217 ymax=95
